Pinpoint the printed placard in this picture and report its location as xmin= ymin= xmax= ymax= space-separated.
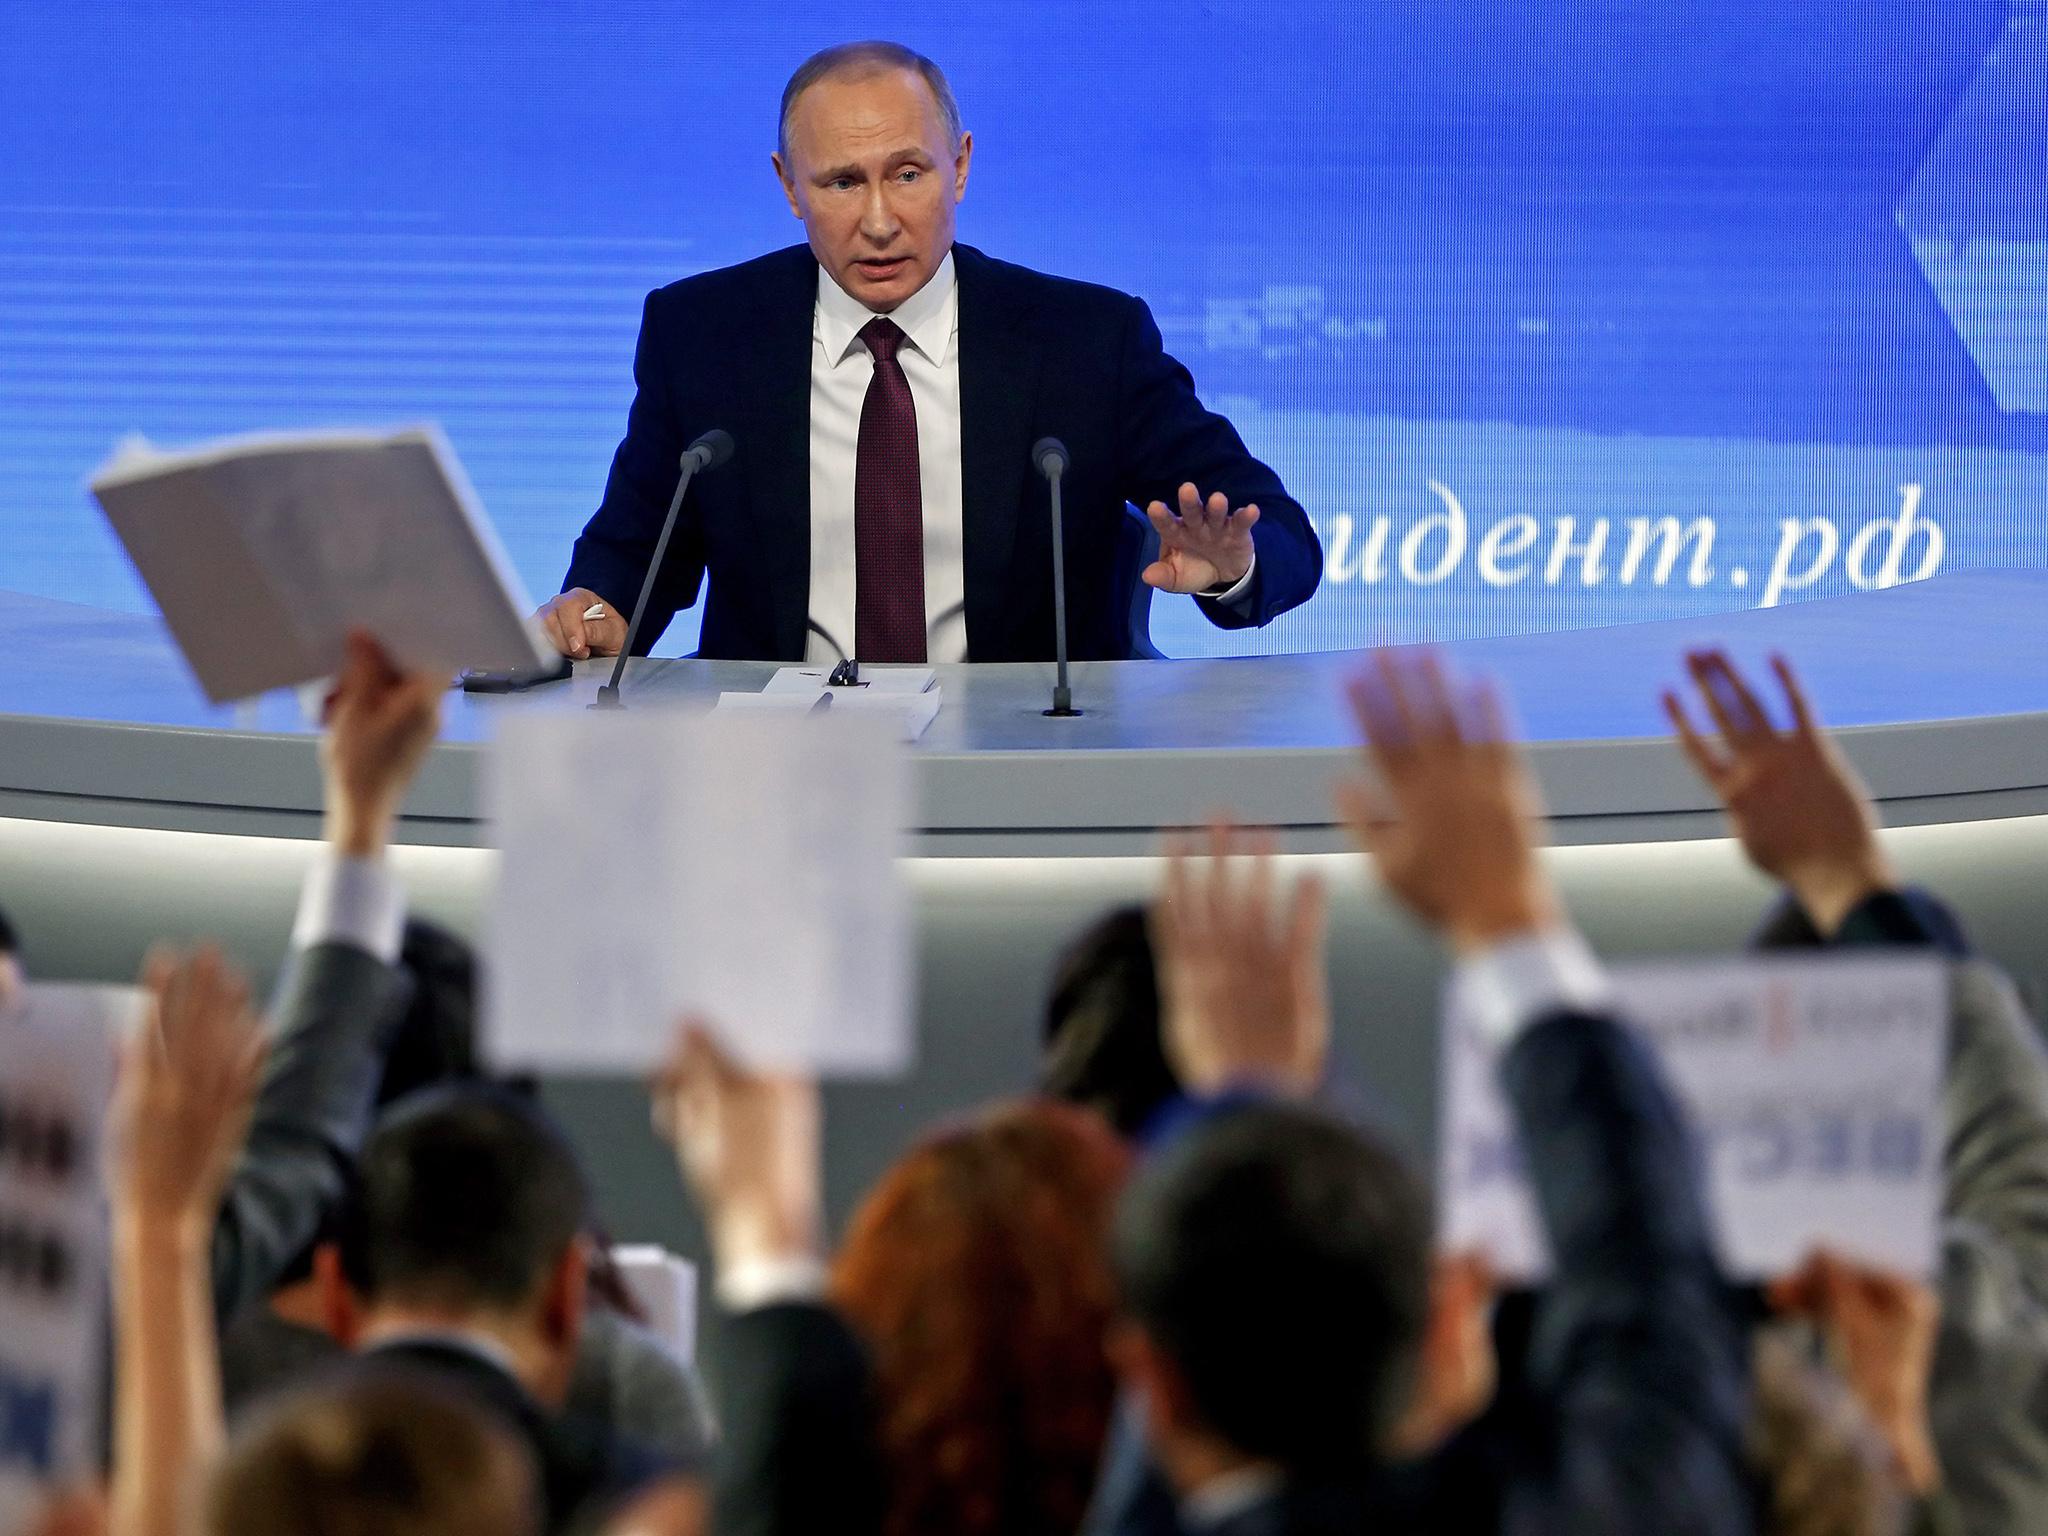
xmin=1438 ymin=954 xmax=1948 ymax=1280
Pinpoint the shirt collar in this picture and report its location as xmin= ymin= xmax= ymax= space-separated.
xmin=362 ymin=1326 xmax=521 ymax=1380
xmin=816 ymin=248 xmax=957 ymax=367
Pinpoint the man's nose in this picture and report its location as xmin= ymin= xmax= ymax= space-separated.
xmin=860 ymin=185 xmax=900 ymax=243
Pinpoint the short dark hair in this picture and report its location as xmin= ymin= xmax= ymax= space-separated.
xmin=779 ymin=41 xmax=962 ymax=157
xmin=0 ymin=903 xmax=19 ymax=958
xmin=383 ymin=918 xmax=482 ymax=1105
xmin=1040 ymin=907 xmax=1179 ymax=1138
xmin=345 ymin=1085 xmax=590 ymax=1312
xmin=1112 ymin=1101 xmax=1432 ymax=1474
xmin=210 ymin=1368 xmax=539 ymax=1536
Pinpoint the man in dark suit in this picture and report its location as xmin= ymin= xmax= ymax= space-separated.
xmin=320 ymin=1084 xmax=702 ymax=1536
xmin=538 ymin=40 xmax=1321 ymax=665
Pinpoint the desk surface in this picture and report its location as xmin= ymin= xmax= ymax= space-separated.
xmin=5 ymin=573 xmax=2046 ymax=852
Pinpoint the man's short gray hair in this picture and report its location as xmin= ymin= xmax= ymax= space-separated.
xmin=778 ymin=41 xmax=963 ymax=158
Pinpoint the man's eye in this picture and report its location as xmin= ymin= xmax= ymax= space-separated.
xmin=831 ymin=178 xmax=855 ymax=191
xmin=898 ymin=169 xmax=920 ymax=183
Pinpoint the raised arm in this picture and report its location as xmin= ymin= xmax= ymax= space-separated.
xmin=111 ymin=949 xmax=267 ymax=1536
xmin=209 ymin=631 xmax=440 ymax=1320
xmin=1339 ymin=650 xmax=1752 ymax=1536
xmin=652 ymin=1025 xmax=882 ymax=1536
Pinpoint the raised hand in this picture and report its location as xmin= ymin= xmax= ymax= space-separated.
xmin=1142 ymin=482 xmax=1260 ymax=595
xmin=1151 ymin=820 xmax=1329 ymax=1096
xmin=114 ymin=946 xmax=268 ymax=1235
xmin=1336 ymin=650 xmax=1559 ymax=951
xmin=534 ymin=587 xmax=629 ymax=661
xmin=321 ymin=629 xmax=445 ymax=859
xmin=1662 ymin=650 xmax=1896 ymax=935
xmin=1768 ymin=1249 xmax=1942 ymax=1494
xmin=652 ymin=1023 xmax=821 ymax=1273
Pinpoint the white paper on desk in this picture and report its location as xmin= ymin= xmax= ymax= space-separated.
xmin=0 ymin=986 xmax=131 ymax=1531
xmin=1436 ymin=954 xmax=1947 ymax=1283
xmin=89 ymin=425 xmax=550 ymax=703
xmin=486 ymin=708 xmax=914 ymax=1077
xmin=826 ymin=687 xmax=942 ymax=742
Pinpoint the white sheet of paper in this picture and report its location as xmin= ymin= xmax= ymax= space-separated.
xmin=0 ymin=986 xmax=134 ymax=1528
xmin=90 ymin=425 xmax=550 ymax=702
xmin=825 ymin=688 xmax=942 ymax=742
xmin=487 ymin=707 xmax=914 ymax=1077
xmin=1437 ymin=954 xmax=1948 ymax=1281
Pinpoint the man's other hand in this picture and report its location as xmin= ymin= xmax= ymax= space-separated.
xmin=1662 ymin=650 xmax=1896 ymax=936
xmin=321 ymin=630 xmax=445 ymax=860
xmin=1151 ymin=819 xmax=1328 ymax=1097
xmin=535 ymin=588 xmax=629 ymax=660
xmin=1142 ymin=483 xmax=1259 ymax=594
xmin=1336 ymin=650 xmax=1561 ymax=952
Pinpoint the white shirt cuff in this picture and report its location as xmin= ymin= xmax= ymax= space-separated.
xmin=1200 ymin=547 xmax=1257 ymax=606
xmin=1450 ymin=926 xmax=1611 ymax=1046
xmin=715 ymin=1255 xmax=830 ymax=1314
xmin=291 ymin=852 xmax=406 ymax=963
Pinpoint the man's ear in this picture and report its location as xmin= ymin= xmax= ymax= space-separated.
xmin=313 ymin=1242 xmax=363 ymax=1348
xmin=952 ymin=130 xmax=974 ymax=202
xmin=771 ymin=151 xmax=803 ymax=219
xmin=540 ymin=1236 xmax=591 ymax=1355
xmin=1388 ymin=1252 xmax=1498 ymax=1458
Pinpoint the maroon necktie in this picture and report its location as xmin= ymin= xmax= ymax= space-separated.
xmin=854 ymin=317 xmax=927 ymax=663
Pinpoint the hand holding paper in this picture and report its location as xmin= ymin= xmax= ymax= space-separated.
xmin=1663 ymin=650 xmax=1898 ymax=935
xmin=1151 ymin=820 xmax=1328 ymax=1096
xmin=1769 ymin=1248 xmax=1944 ymax=1494
xmin=1336 ymin=650 xmax=1560 ymax=951
xmin=321 ymin=631 xmax=445 ymax=860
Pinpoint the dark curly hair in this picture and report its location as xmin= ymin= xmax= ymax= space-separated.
xmin=831 ymin=1098 xmax=1131 ymax=1536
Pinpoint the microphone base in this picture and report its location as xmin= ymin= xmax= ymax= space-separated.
xmin=589 ymin=685 xmax=626 ymax=711
xmin=1043 ymin=705 xmax=1084 ymax=718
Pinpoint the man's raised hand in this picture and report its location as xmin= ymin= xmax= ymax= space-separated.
xmin=114 ymin=946 xmax=267 ymax=1236
xmin=1336 ymin=650 xmax=1560 ymax=951
xmin=1662 ymin=650 xmax=1896 ymax=935
xmin=321 ymin=630 xmax=445 ymax=860
xmin=652 ymin=1023 xmax=821 ymax=1275
xmin=1151 ymin=820 xmax=1329 ymax=1096
xmin=1142 ymin=482 xmax=1259 ymax=595
xmin=535 ymin=588 xmax=629 ymax=660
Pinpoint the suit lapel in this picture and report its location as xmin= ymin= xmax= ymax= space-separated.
xmin=739 ymin=246 xmax=818 ymax=659
xmin=954 ymin=244 xmax=1042 ymax=660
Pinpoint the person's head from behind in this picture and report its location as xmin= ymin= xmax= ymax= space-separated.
xmin=772 ymin=40 xmax=971 ymax=313
xmin=831 ymin=1098 xmax=1131 ymax=1536
xmin=1040 ymin=906 xmax=1181 ymax=1139
xmin=209 ymin=1370 xmax=538 ymax=1536
xmin=325 ymin=1084 xmax=592 ymax=1407
xmin=1109 ymin=1101 xmax=1432 ymax=1490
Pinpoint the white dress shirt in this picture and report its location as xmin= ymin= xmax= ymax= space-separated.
xmin=803 ymin=248 xmax=1257 ymax=665
xmin=806 ymin=252 xmax=967 ymax=664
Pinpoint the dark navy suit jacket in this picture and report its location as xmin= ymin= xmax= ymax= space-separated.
xmin=562 ymin=243 xmax=1322 ymax=661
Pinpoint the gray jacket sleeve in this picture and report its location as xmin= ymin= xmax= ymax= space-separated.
xmin=1929 ymin=960 xmax=2048 ymax=1536
xmin=568 ymin=1306 xmax=718 ymax=1469
xmin=207 ymin=940 xmax=412 ymax=1320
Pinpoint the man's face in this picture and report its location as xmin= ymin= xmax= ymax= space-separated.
xmin=773 ymin=67 xmax=972 ymax=313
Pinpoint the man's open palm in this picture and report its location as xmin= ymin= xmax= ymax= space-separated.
xmin=1143 ymin=482 xmax=1259 ymax=594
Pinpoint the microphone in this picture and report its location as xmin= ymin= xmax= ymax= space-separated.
xmin=1033 ymin=437 xmax=1081 ymax=718
xmin=591 ymin=429 xmax=735 ymax=709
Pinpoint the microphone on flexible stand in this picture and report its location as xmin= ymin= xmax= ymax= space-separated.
xmin=590 ymin=429 xmax=735 ymax=710
xmin=1033 ymin=437 xmax=1081 ymax=718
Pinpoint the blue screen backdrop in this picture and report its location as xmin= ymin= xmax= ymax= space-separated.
xmin=2 ymin=1 xmax=2044 ymax=656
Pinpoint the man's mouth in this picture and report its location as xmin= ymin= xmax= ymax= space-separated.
xmin=856 ymin=256 xmax=910 ymax=277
